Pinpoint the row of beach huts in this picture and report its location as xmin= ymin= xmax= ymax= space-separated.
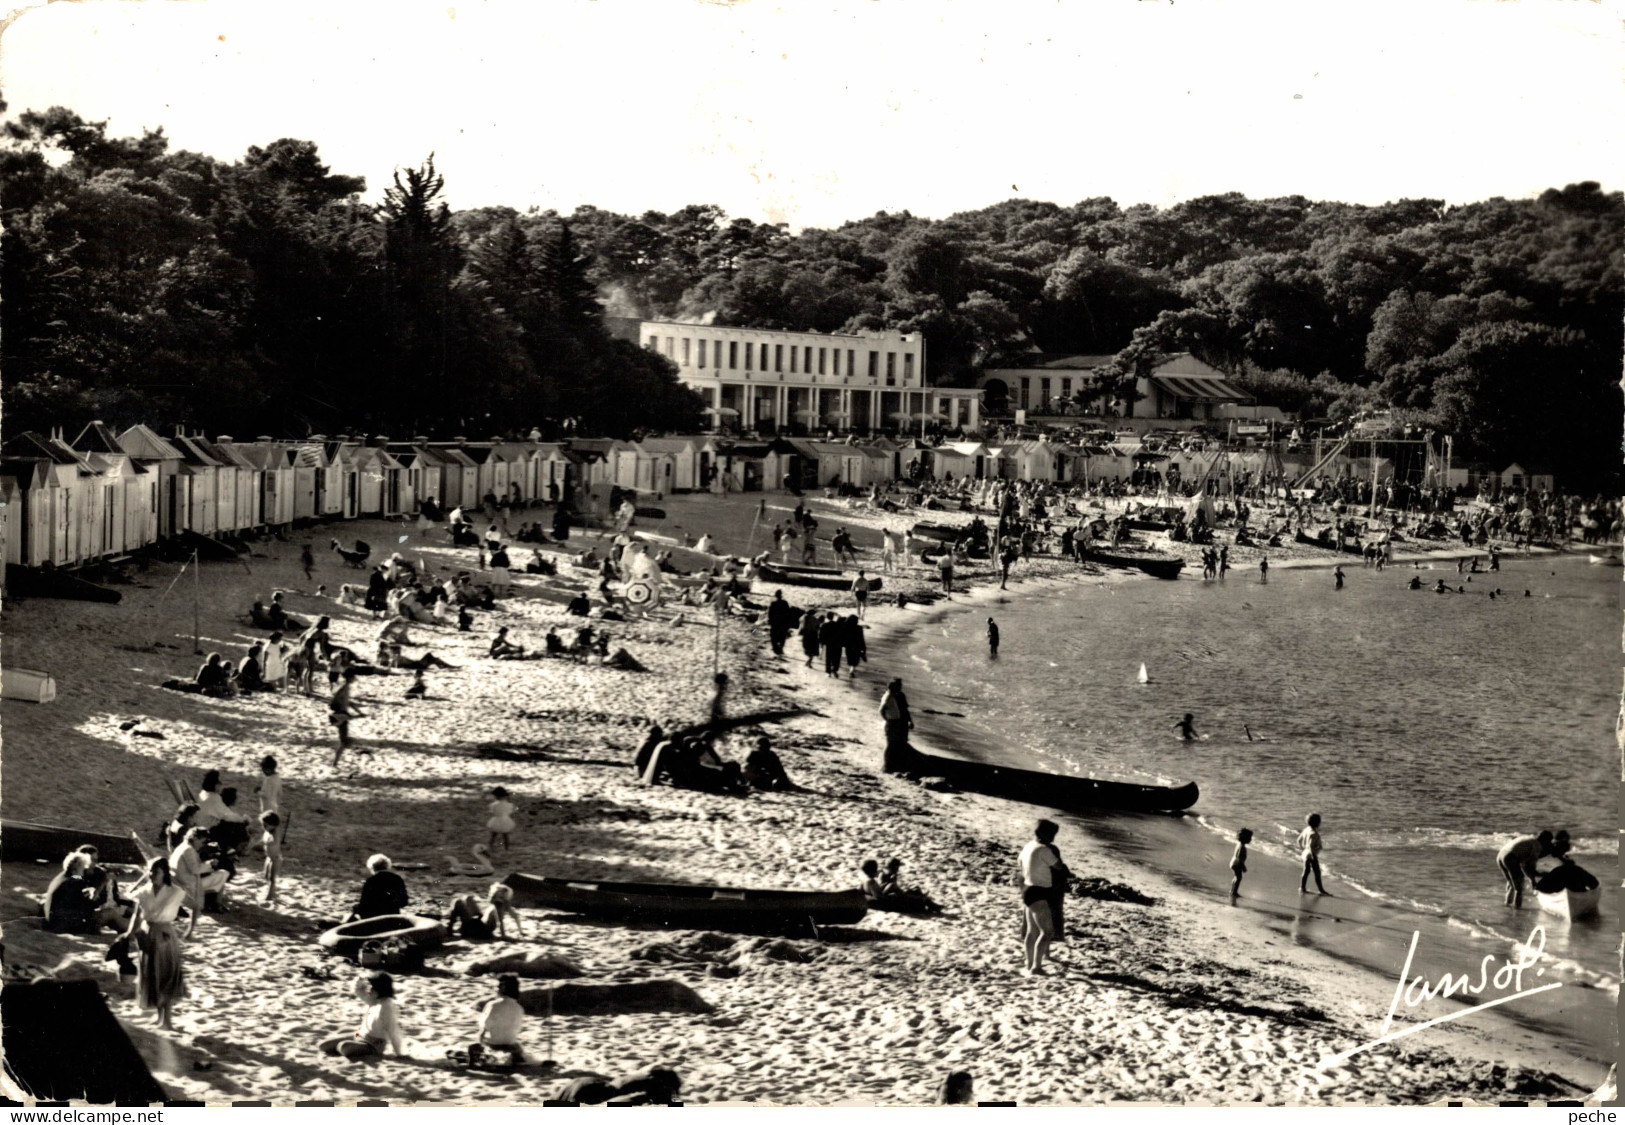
xmin=0 ymin=423 xmax=1229 ymax=579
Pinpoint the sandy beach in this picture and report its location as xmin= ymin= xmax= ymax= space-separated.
xmin=0 ymin=493 xmax=1607 ymax=1105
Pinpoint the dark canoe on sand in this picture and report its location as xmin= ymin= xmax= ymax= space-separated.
xmin=911 ymin=521 xmax=968 ymax=543
xmin=633 ymin=507 xmax=667 ymax=520
xmin=502 ymin=875 xmax=869 ymax=930
xmin=758 ymin=562 xmax=882 ymax=592
xmin=1294 ymin=530 xmax=1367 ymax=557
xmin=4 ymin=565 xmax=122 ymax=604
xmin=1078 ymin=546 xmax=1185 ymax=580
xmin=2 ymin=819 xmax=147 ymax=865
xmin=907 ymin=753 xmax=1200 ymax=813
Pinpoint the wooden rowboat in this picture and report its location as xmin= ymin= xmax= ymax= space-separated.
xmin=4 ymin=565 xmax=122 ymax=604
xmin=502 ymin=874 xmax=869 ymax=930
xmin=318 ymin=914 xmax=447 ymax=958
xmin=1535 ymin=885 xmax=1601 ymax=921
xmin=757 ymin=562 xmax=882 ymax=592
xmin=904 ymin=752 xmax=1199 ymax=813
xmin=1294 ymin=530 xmax=1367 ymax=557
xmin=1078 ymin=546 xmax=1185 ymax=580
xmin=1 ymin=820 xmax=147 ymax=866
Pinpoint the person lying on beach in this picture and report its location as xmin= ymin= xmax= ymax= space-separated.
xmin=350 ymin=854 xmax=409 ymax=921
xmin=448 ymin=884 xmax=525 ymax=941
xmin=1297 ymin=814 xmax=1328 ymax=895
xmin=553 ymin=1069 xmax=683 ymax=1107
xmin=319 ymin=972 xmax=405 ymax=1061
xmin=449 ymin=974 xmax=525 ymax=1069
xmin=1495 ymin=830 xmax=1555 ymax=908
xmin=1229 ymin=828 xmax=1252 ymax=899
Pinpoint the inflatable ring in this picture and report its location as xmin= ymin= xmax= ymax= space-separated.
xmin=623 ymin=581 xmax=657 ymax=607
xmin=318 ymin=914 xmax=447 ymax=959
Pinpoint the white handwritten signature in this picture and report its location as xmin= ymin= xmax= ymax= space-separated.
xmin=1320 ymin=924 xmax=1560 ymax=1067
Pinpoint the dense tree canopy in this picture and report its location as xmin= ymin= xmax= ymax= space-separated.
xmin=2 ymin=105 xmax=1618 ymax=481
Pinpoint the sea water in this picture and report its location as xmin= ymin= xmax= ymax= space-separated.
xmin=895 ymin=553 xmax=1619 ymax=1063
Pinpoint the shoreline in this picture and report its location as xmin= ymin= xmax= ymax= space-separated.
xmin=0 ymin=495 xmax=1609 ymax=1105
xmin=763 ymin=547 xmax=1614 ymax=1089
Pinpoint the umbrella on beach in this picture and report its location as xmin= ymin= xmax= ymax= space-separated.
xmin=704 ymin=406 xmax=740 ymax=417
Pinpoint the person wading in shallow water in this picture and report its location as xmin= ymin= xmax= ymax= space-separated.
xmin=987 ymin=617 xmax=1000 ymax=657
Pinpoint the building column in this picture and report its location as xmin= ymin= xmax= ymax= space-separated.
xmin=968 ymin=396 xmax=980 ymax=432
xmin=840 ymin=389 xmax=851 ymax=432
xmin=742 ymin=383 xmax=756 ymax=430
xmin=777 ymin=386 xmax=789 ymax=430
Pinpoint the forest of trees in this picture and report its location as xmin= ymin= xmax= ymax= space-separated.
xmin=4 ymin=105 xmax=1620 ymax=483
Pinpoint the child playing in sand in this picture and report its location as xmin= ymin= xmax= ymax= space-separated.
xmin=449 ymin=883 xmax=525 ymax=940
xmin=260 ymin=812 xmax=282 ymax=905
xmin=487 ymin=788 xmax=517 ymax=851
xmin=1297 ymin=813 xmax=1327 ymax=895
xmin=320 ymin=972 xmax=405 ymax=1060
xmin=1229 ymin=828 xmax=1252 ymax=899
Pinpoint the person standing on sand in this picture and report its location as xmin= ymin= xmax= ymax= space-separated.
xmin=1297 ymin=813 xmax=1328 ymax=895
xmin=939 ymin=553 xmax=954 ymax=597
xmin=1259 ymin=556 xmax=1269 ymax=581
xmin=329 ymin=669 xmax=364 ymax=769
xmin=852 ymin=570 xmax=870 ymax=619
xmin=881 ymin=530 xmax=897 ymax=574
xmin=123 ymin=857 xmax=186 ymax=1031
xmin=1019 ymin=819 xmax=1063 ymax=977
xmin=987 ymin=617 xmax=1000 ymax=657
xmin=766 ymin=591 xmax=794 ymax=656
xmin=843 ymin=614 xmax=866 ymax=679
xmin=820 ymin=613 xmax=844 ymax=677
xmin=1333 ymin=565 xmax=1345 ymax=590
xmin=486 ymin=787 xmax=516 ymax=851
xmin=260 ymin=812 xmax=282 ymax=904
xmin=879 ymin=678 xmax=915 ymax=772
xmin=799 ymin=610 xmax=822 ymax=668
xmin=301 ymin=543 xmax=316 ymax=581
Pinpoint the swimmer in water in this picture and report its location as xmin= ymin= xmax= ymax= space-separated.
xmin=987 ymin=617 xmax=1000 ymax=657
xmin=1259 ymin=556 xmax=1269 ymax=579
xmin=1175 ymin=713 xmax=1198 ymax=741
xmin=1434 ymin=578 xmax=1448 ymax=592
xmin=1524 ymin=590 xmax=1531 ymax=597
xmin=1333 ymin=566 xmax=1344 ymax=590
xmin=1408 ymin=575 xmax=1422 ymax=590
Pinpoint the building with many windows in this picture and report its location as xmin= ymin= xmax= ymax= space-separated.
xmin=640 ymin=320 xmax=980 ymax=433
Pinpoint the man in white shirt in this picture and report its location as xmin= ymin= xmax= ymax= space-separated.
xmin=1018 ymin=819 xmax=1063 ymax=977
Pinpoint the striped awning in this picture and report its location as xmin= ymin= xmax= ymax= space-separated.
xmin=1152 ymin=375 xmax=1249 ymax=401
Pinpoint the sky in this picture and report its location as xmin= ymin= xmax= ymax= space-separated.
xmin=2 ymin=0 xmax=1622 ymax=230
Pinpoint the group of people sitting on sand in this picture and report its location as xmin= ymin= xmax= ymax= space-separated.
xmin=483 ymin=623 xmax=644 ymax=671
xmin=859 ymin=857 xmax=944 ymax=915
xmin=632 ymin=727 xmax=793 ymax=796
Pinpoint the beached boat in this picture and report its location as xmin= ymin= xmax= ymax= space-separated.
xmin=501 ymin=875 xmax=869 ymax=930
xmin=1293 ymin=530 xmax=1366 ymax=557
xmin=905 ymin=752 xmax=1200 ymax=813
xmin=318 ymin=914 xmax=447 ymax=958
xmin=757 ymin=562 xmax=882 ymax=592
xmin=1535 ymin=886 xmax=1601 ymax=921
xmin=4 ymin=565 xmax=122 ymax=604
xmin=1078 ymin=546 xmax=1185 ymax=580
xmin=1587 ymin=554 xmax=1621 ymax=567
xmin=910 ymin=521 xmax=969 ymax=543
xmin=1 ymin=820 xmax=147 ymax=866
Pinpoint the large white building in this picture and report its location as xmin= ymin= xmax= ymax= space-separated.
xmin=641 ymin=320 xmax=980 ymax=433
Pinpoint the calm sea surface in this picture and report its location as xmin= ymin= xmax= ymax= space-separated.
xmin=898 ymin=554 xmax=1620 ymax=996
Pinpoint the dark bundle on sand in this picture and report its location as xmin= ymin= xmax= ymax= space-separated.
xmin=1068 ymin=877 xmax=1159 ymax=906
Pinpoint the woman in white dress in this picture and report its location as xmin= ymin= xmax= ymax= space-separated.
xmin=123 ymin=857 xmax=187 ymax=1030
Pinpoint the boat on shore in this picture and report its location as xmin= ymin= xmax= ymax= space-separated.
xmin=1 ymin=820 xmax=146 ymax=865
xmin=1078 ymin=545 xmax=1185 ymax=580
xmin=758 ymin=561 xmax=881 ymax=591
xmin=1535 ymin=885 xmax=1601 ymax=921
xmin=910 ymin=521 xmax=969 ymax=543
xmin=1587 ymin=553 xmax=1621 ymax=567
xmin=1294 ymin=530 xmax=1367 ymax=557
xmin=502 ymin=875 xmax=870 ymax=930
xmin=904 ymin=752 xmax=1199 ymax=813
xmin=4 ymin=565 xmax=122 ymax=604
